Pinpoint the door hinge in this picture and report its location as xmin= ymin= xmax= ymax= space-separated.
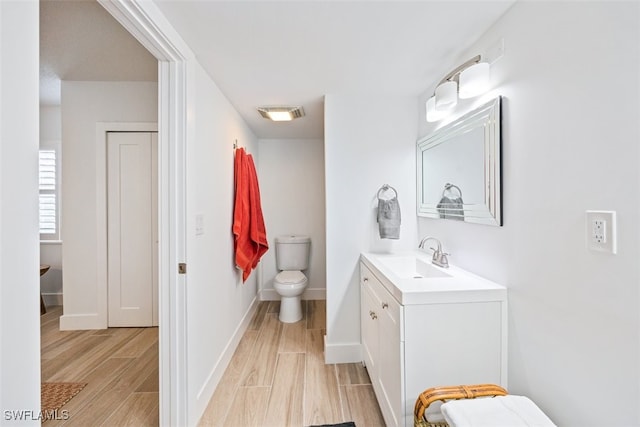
xmin=178 ymin=263 xmax=187 ymax=275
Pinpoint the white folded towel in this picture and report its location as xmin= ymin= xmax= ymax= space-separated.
xmin=441 ymin=395 xmax=556 ymax=427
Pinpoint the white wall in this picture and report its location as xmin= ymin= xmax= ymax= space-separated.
xmin=40 ymin=105 xmax=61 ymax=139
xmin=324 ymin=95 xmax=418 ymax=362
xmin=60 ymin=81 xmax=158 ymax=329
xmin=0 ymin=0 xmax=41 ymax=424
xmin=258 ymin=138 xmax=326 ymax=300
xmin=40 ymin=106 xmax=63 ymax=306
xmin=417 ymin=2 xmax=640 ymax=425
xmin=184 ymin=61 xmax=260 ymax=423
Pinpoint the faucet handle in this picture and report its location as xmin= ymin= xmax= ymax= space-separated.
xmin=439 ymin=252 xmax=450 ymax=268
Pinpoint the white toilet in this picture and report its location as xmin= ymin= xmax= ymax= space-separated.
xmin=273 ymin=235 xmax=311 ymax=323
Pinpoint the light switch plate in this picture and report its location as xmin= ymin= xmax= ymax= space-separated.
xmin=586 ymin=210 xmax=616 ymax=254
xmin=195 ymin=213 xmax=204 ymax=236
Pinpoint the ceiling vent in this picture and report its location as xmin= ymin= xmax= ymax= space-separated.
xmin=257 ymin=106 xmax=305 ymax=122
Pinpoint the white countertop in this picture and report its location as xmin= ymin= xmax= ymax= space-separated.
xmin=360 ymin=251 xmax=507 ymax=305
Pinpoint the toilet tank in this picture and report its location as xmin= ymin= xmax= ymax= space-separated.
xmin=275 ymin=235 xmax=311 ymax=271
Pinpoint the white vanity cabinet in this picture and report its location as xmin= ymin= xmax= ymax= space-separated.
xmin=360 ymin=253 xmax=508 ymax=427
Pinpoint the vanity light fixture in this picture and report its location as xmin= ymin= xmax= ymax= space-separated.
xmin=426 ymin=55 xmax=490 ymax=122
xmin=257 ymin=106 xmax=305 ymax=122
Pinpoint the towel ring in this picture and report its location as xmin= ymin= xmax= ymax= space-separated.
xmin=377 ymin=184 xmax=398 ymax=200
xmin=442 ymin=183 xmax=462 ymax=198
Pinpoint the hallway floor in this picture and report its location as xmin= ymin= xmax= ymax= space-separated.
xmin=198 ymin=300 xmax=385 ymax=426
xmin=41 ymin=306 xmax=159 ymax=426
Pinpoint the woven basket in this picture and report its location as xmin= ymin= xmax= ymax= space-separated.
xmin=414 ymin=383 xmax=508 ymax=427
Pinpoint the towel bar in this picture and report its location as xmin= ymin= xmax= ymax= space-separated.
xmin=377 ymin=184 xmax=398 ymax=200
xmin=441 ymin=183 xmax=462 ymax=198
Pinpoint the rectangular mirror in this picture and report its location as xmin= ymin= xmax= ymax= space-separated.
xmin=417 ymin=96 xmax=502 ymax=226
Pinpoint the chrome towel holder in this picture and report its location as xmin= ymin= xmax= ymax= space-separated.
xmin=442 ymin=183 xmax=462 ymax=198
xmin=377 ymin=184 xmax=398 ymax=200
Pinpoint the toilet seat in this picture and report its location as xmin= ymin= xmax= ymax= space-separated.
xmin=275 ymin=270 xmax=306 ymax=285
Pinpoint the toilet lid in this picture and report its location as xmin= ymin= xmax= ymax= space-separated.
xmin=275 ymin=270 xmax=306 ymax=285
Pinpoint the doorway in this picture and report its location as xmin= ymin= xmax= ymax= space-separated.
xmin=98 ymin=3 xmax=189 ymax=423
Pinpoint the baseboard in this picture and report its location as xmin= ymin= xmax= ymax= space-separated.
xmin=59 ymin=313 xmax=105 ymax=330
xmin=42 ymin=292 xmax=63 ymax=307
xmin=259 ymin=287 xmax=326 ymax=301
xmin=324 ymin=336 xmax=362 ymax=364
xmin=195 ymin=297 xmax=260 ymax=404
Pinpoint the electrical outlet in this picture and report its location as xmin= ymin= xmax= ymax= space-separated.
xmin=586 ymin=210 xmax=616 ymax=254
xmin=592 ymin=219 xmax=606 ymax=243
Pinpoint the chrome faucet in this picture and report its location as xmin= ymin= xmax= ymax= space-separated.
xmin=418 ymin=237 xmax=450 ymax=268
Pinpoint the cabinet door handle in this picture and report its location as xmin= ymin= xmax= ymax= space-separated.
xmin=363 ymin=277 xmax=369 ymax=284
xmin=381 ymin=302 xmax=388 ymax=309
xmin=370 ymin=311 xmax=377 ymax=320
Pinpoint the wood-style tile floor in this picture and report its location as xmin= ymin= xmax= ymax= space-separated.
xmin=41 ymin=301 xmax=383 ymax=427
xmin=198 ymin=300 xmax=385 ymax=427
xmin=41 ymin=306 xmax=159 ymax=426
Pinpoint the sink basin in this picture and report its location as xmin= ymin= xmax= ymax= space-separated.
xmin=377 ymin=255 xmax=451 ymax=279
xmin=361 ymin=251 xmax=507 ymax=305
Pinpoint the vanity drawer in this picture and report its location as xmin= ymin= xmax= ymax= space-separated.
xmin=371 ymin=277 xmax=400 ymax=325
xmin=360 ymin=263 xmax=376 ymax=286
xmin=360 ymin=264 xmax=402 ymax=336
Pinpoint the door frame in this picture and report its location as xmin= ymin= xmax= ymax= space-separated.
xmin=97 ymin=1 xmax=189 ymax=425
xmin=98 ymin=124 xmax=158 ymax=327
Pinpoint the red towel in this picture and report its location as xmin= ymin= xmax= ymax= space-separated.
xmin=233 ymin=148 xmax=269 ymax=282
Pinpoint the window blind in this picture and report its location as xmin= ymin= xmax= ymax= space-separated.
xmin=39 ymin=150 xmax=57 ymax=235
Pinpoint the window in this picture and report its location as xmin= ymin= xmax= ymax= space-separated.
xmin=39 ymin=149 xmax=58 ymax=239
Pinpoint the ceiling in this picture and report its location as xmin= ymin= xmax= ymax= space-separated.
xmin=39 ymin=0 xmax=157 ymax=106
xmin=40 ymin=0 xmax=515 ymax=139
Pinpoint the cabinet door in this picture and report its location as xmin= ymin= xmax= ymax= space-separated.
xmin=378 ymin=302 xmax=403 ymax=427
xmin=361 ymin=280 xmax=379 ymax=376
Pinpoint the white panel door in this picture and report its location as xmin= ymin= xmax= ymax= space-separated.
xmin=107 ymin=132 xmax=158 ymax=327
